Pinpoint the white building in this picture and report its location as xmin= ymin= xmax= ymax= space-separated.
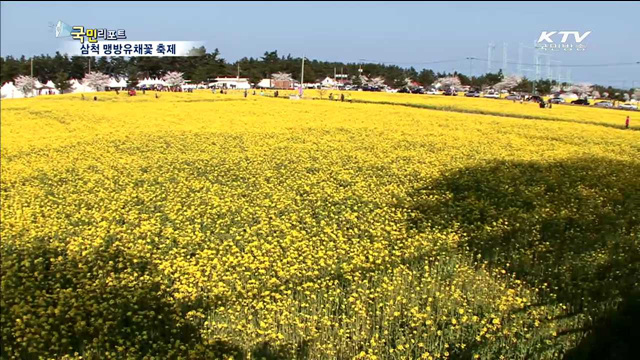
xmin=257 ymin=78 xmax=273 ymax=88
xmin=559 ymin=92 xmax=579 ymax=100
xmin=321 ymin=76 xmax=337 ymax=88
xmin=209 ymin=77 xmax=251 ymax=89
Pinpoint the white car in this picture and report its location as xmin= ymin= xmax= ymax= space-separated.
xmin=484 ymin=92 xmax=500 ymax=99
xmin=595 ymin=101 xmax=613 ymax=108
xmin=426 ymin=89 xmax=439 ymax=95
xmin=619 ymin=103 xmax=638 ymax=110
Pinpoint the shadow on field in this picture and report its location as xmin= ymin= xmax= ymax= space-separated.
xmin=2 ymin=231 xmax=309 ymax=359
xmin=0 ymin=236 xmax=204 ymax=359
xmin=406 ymin=156 xmax=640 ymax=359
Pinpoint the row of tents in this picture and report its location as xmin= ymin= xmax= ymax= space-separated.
xmin=0 ymin=77 xmax=184 ymax=99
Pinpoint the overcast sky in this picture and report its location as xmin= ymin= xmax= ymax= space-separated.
xmin=2 ymin=1 xmax=639 ymax=87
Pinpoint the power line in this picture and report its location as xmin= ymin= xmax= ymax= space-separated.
xmin=357 ymin=58 xmax=464 ymax=65
xmin=356 ymin=58 xmax=639 ymax=68
xmin=472 ymin=58 xmax=640 ymax=68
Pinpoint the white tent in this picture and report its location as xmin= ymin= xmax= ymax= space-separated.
xmin=1 ymin=82 xmax=24 ymax=99
xmin=137 ymin=77 xmax=167 ymax=88
xmin=108 ymin=77 xmax=128 ymax=89
xmin=70 ymin=79 xmax=95 ymax=93
xmin=35 ymin=80 xmax=59 ymax=95
xmin=44 ymin=80 xmax=60 ymax=95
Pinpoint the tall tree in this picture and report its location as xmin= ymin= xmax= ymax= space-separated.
xmin=14 ymin=75 xmax=37 ymax=96
xmin=53 ymin=72 xmax=72 ymax=94
xmin=82 ymin=71 xmax=110 ymax=91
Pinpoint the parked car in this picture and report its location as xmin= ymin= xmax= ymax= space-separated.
xmin=571 ymin=99 xmax=590 ymax=105
xmin=483 ymin=92 xmax=500 ymax=99
xmin=594 ymin=101 xmax=613 ymax=108
xmin=619 ymin=103 xmax=638 ymax=110
xmin=549 ymin=98 xmax=565 ymax=104
xmin=443 ymin=89 xmax=457 ymax=96
xmin=362 ymin=86 xmax=381 ymax=92
xmin=397 ymin=88 xmax=411 ymax=94
xmin=426 ymin=89 xmax=439 ymax=95
xmin=528 ymin=95 xmax=543 ymax=103
xmin=411 ymin=88 xmax=425 ymax=94
xmin=506 ymin=94 xmax=521 ymax=100
xmin=465 ymin=90 xmax=481 ymax=97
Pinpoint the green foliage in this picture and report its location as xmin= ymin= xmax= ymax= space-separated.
xmin=0 ymin=50 xmax=631 ymax=96
xmin=52 ymin=72 xmax=71 ymax=93
xmin=514 ymin=77 xmax=533 ymax=93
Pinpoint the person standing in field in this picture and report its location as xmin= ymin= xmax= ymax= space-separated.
xmin=341 ymin=94 xmax=345 ymax=102
xmin=626 ymin=116 xmax=630 ymax=129
xmin=244 ymin=89 xmax=248 ymax=98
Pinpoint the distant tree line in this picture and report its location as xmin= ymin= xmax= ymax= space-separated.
xmin=0 ymin=47 xmax=634 ymax=96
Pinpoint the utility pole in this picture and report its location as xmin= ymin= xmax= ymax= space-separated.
xmin=237 ymin=63 xmax=240 ymax=80
xmin=88 ymin=57 xmax=91 ymax=73
xmin=31 ymin=58 xmax=33 ymax=77
xmin=487 ymin=43 xmax=495 ymax=73
xmin=502 ymin=42 xmax=508 ymax=74
xmin=518 ymin=43 xmax=524 ymax=76
xmin=300 ymin=55 xmax=305 ymax=96
xmin=466 ymin=57 xmax=474 ymax=78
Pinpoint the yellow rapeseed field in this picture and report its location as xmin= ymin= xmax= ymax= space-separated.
xmin=1 ymin=91 xmax=639 ymax=359
xmin=277 ymin=89 xmax=638 ymax=130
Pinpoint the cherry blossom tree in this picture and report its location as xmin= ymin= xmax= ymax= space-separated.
xmin=569 ymin=83 xmax=593 ymax=98
xmin=271 ymin=72 xmax=293 ymax=82
xmin=162 ymin=71 xmax=185 ymax=89
xmin=437 ymin=76 xmax=461 ymax=90
xmin=82 ymin=72 xmax=110 ymax=91
xmin=14 ymin=75 xmax=37 ymax=97
xmin=493 ymin=75 xmax=522 ymax=92
xmin=369 ymin=77 xmax=386 ymax=87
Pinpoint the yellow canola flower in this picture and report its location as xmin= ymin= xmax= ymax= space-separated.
xmin=1 ymin=90 xmax=637 ymax=359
